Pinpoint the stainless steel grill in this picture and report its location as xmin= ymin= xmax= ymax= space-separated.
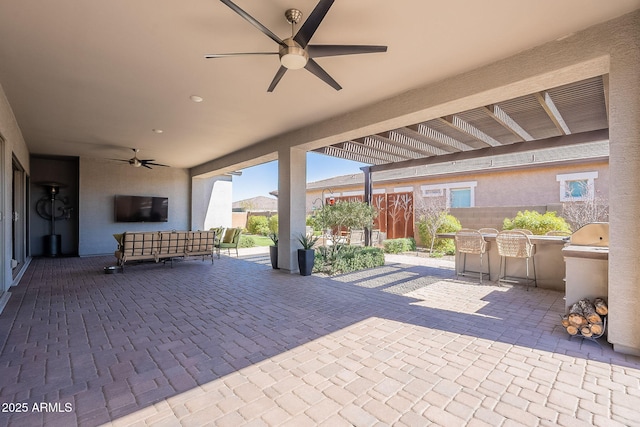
xmin=569 ymin=222 xmax=609 ymax=247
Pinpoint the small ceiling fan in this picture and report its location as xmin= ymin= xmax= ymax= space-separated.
xmin=112 ymin=149 xmax=169 ymax=169
xmin=205 ymin=0 xmax=387 ymax=92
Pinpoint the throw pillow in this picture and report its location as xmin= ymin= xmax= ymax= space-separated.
xmin=223 ymin=228 xmax=236 ymax=243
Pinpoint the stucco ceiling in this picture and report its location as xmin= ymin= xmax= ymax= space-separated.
xmin=0 ymin=1 xmax=638 ymax=170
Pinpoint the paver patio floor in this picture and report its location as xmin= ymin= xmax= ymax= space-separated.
xmin=1 ymin=250 xmax=639 ymax=426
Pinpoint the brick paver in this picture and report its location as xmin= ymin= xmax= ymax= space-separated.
xmin=0 ymin=250 xmax=639 ymax=426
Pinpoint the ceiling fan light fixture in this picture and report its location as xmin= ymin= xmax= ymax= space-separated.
xmin=279 ymin=38 xmax=308 ymax=70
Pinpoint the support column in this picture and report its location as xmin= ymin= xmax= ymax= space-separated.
xmin=277 ymin=147 xmax=307 ymax=273
xmin=362 ymin=166 xmax=372 ymax=246
xmin=607 ymin=17 xmax=640 ymax=356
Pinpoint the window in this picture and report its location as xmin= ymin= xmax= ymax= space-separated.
xmin=420 ymin=181 xmax=477 ymax=208
xmin=556 ymin=172 xmax=598 ymax=202
xmin=450 ymin=188 xmax=471 ymax=208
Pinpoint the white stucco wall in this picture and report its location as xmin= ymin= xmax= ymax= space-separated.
xmin=204 ymin=179 xmax=233 ymax=229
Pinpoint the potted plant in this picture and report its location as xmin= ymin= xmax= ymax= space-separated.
xmin=269 ymin=233 xmax=279 ymax=269
xmin=297 ymin=233 xmax=320 ymax=276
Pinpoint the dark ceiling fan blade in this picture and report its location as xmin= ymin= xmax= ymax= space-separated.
xmin=294 ymin=0 xmax=334 ymax=48
xmin=220 ymin=0 xmax=284 ymax=46
xmin=307 ymin=44 xmax=388 ymax=58
xmin=142 ymin=164 xmax=153 ymax=169
xmin=304 ymin=58 xmax=341 ymax=91
xmin=267 ymin=66 xmax=288 ymax=92
xmin=205 ymin=52 xmax=278 ymax=59
xmin=143 ymin=161 xmax=169 ymax=167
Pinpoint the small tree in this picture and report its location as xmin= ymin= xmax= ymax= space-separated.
xmin=562 ymin=182 xmax=609 ymax=230
xmin=414 ymin=193 xmax=449 ymax=253
xmin=315 ymin=200 xmax=377 ymax=259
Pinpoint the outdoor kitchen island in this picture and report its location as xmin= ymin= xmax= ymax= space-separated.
xmin=442 ymin=232 xmax=568 ymax=291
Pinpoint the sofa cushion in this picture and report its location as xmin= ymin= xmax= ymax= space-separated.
xmin=120 ymin=232 xmax=159 ymax=261
xmin=187 ymin=231 xmax=216 ymax=253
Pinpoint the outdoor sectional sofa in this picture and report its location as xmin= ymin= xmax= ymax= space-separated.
xmin=114 ymin=230 xmax=217 ymax=271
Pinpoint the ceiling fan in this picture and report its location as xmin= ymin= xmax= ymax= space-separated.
xmin=205 ymin=0 xmax=387 ymax=92
xmin=112 ymin=149 xmax=169 ymax=169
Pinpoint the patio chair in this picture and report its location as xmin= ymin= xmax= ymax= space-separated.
xmin=496 ymin=230 xmax=537 ymax=290
xmin=216 ymin=228 xmax=242 ymax=258
xmin=347 ymin=229 xmax=365 ymax=246
xmin=370 ymin=229 xmax=381 ymax=246
xmin=454 ymin=229 xmax=490 ymax=283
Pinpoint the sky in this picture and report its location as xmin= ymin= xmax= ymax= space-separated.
xmin=231 ymin=152 xmax=366 ymax=202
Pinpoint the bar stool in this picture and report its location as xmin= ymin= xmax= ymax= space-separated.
xmin=496 ymin=230 xmax=537 ymax=290
xmin=478 ymin=228 xmax=499 ymax=235
xmin=454 ymin=229 xmax=490 ymax=283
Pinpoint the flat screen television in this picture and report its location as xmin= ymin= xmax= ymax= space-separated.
xmin=114 ymin=195 xmax=168 ymax=222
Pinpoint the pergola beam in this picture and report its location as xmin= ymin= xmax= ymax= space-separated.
xmin=535 ymin=91 xmax=572 ymax=135
xmin=484 ymin=104 xmax=534 ymax=141
xmin=387 ymin=128 xmax=450 ymax=156
xmin=344 ymin=141 xmax=408 ymax=163
xmin=413 ymin=123 xmax=474 ymax=152
xmin=365 ymin=129 xmax=608 ymax=173
xmin=357 ymin=135 xmax=421 ymax=160
xmin=314 ymin=146 xmax=382 ymax=165
xmin=440 ymin=115 xmax=501 ymax=147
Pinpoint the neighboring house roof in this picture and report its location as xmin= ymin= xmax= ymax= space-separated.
xmin=232 ymin=196 xmax=277 ymax=211
xmin=306 ymin=140 xmax=609 ymax=190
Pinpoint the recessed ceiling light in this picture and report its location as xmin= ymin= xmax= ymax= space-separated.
xmin=152 ymin=129 xmax=164 ymax=134
xmin=190 ymin=95 xmax=204 ymax=103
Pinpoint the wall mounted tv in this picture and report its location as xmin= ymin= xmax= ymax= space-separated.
xmin=114 ymin=195 xmax=168 ymax=222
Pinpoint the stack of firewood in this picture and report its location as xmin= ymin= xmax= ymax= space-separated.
xmin=561 ymin=297 xmax=608 ymax=337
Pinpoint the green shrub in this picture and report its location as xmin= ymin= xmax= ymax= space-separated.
xmin=246 ymin=215 xmax=270 ymax=235
xmin=238 ymin=235 xmax=256 ymax=248
xmin=382 ymin=238 xmax=417 ymax=254
xmin=314 ymin=246 xmax=385 ymax=275
xmin=503 ymin=210 xmax=571 ymax=235
xmin=416 ymin=213 xmax=461 ymax=255
xmin=268 ymin=215 xmax=278 ymax=234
